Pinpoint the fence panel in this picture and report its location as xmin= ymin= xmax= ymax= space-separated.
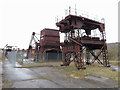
xmin=7 ymin=51 xmax=16 ymax=66
xmin=7 ymin=51 xmax=62 ymax=65
xmin=44 ymin=52 xmax=62 ymax=62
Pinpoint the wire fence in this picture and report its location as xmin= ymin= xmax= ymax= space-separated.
xmin=43 ymin=52 xmax=62 ymax=62
xmin=28 ymin=52 xmax=62 ymax=62
xmin=7 ymin=51 xmax=16 ymax=66
xmin=7 ymin=51 xmax=34 ymax=66
xmin=7 ymin=51 xmax=62 ymax=66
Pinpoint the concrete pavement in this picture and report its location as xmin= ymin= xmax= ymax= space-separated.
xmin=2 ymin=60 xmax=118 ymax=88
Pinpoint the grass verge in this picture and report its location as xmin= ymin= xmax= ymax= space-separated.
xmin=109 ymin=62 xmax=119 ymax=66
xmin=57 ymin=62 xmax=119 ymax=82
xmin=16 ymin=61 xmax=62 ymax=68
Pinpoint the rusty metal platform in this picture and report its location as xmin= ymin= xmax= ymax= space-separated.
xmin=56 ymin=14 xmax=110 ymax=69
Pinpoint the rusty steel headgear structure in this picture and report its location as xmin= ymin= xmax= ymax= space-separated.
xmin=56 ymin=14 xmax=110 ymax=70
xmin=39 ymin=28 xmax=61 ymax=61
xmin=27 ymin=28 xmax=61 ymax=61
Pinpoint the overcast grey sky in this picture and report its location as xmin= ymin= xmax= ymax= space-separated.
xmin=0 ymin=0 xmax=119 ymax=49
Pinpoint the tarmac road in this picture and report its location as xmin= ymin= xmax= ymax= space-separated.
xmin=2 ymin=60 xmax=118 ymax=88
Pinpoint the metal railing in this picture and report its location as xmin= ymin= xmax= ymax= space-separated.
xmin=56 ymin=7 xmax=105 ymax=24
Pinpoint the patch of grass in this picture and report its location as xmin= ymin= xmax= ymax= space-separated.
xmin=3 ymin=80 xmax=9 ymax=88
xmin=118 ymin=72 xmax=120 ymax=87
xmin=2 ymin=80 xmax=13 ymax=88
xmin=16 ymin=61 xmax=62 ymax=68
xmin=109 ymin=62 xmax=119 ymax=66
xmin=57 ymin=62 xmax=118 ymax=82
xmin=0 ymin=55 xmax=5 ymax=62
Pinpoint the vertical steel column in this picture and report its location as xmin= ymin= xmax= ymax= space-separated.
xmin=86 ymin=49 xmax=91 ymax=65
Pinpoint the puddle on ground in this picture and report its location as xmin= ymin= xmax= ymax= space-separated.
xmin=3 ymin=61 xmax=37 ymax=81
xmin=111 ymin=65 xmax=120 ymax=72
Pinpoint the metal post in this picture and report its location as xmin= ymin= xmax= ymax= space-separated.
xmin=69 ymin=6 xmax=71 ymax=15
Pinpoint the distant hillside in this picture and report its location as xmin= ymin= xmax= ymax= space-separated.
xmin=107 ymin=42 xmax=120 ymax=61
